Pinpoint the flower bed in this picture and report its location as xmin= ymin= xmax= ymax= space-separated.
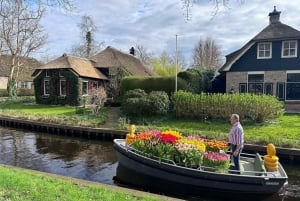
xmin=127 ymin=130 xmax=230 ymax=171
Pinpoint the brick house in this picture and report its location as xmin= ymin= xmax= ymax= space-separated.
xmin=218 ymin=7 xmax=300 ymax=102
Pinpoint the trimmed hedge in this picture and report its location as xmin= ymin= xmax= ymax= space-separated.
xmin=120 ymin=76 xmax=187 ymax=97
xmin=121 ymin=89 xmax=170 ymax=117
xmin=172 ymin=91 xmax=284 ymax=123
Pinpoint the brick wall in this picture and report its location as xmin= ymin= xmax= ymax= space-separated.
xmin=226 ymin=71 xmax=287 ymax=96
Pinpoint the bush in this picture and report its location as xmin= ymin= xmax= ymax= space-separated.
xmin=178 ymin=68 xmax=215 ymax=93
xmin=121 ymin=89 xmax=170 ymax=117
xmin=148 ymin=91 xmax=170 ymax=115
xmin=172 ymin=91 xmax=284 ymax=123
xmin=17 ymin=88 xmax=35 ymax=96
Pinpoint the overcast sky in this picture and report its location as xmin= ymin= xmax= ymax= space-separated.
xmin=37 ymin=0 xmax=300 ymax=66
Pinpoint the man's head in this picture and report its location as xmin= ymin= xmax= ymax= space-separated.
xmin=230 ymin=114 xmax=239 ymax=124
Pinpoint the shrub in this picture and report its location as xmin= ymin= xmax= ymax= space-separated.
xmin=17 ymin=88 xmax=35 ymax=96
xmin=172 ymin=91 xmax=283 ymax=122
xmin=121 ymin=89 xmax=170 ymax=117
xmin=148 ymin=91 xmax=170 ymax=115
xmin=177 ymin=68 xmax=214 ymax=93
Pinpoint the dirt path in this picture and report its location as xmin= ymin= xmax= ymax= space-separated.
xmin=101 ymin=107 xmax=120 ymax=129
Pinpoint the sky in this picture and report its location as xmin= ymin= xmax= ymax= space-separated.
xmin=37 ymin=0 xmax=300 ymax=66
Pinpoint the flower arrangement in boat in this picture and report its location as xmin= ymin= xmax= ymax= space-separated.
xmin=129 ymin=129 xmax=230 ymax=170
xmin=203 ymin=151 xmax=231 ymax=172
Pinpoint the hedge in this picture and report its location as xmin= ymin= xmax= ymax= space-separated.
xmin=120 ymin=76 xmax=187 ymax=97
xmin=172 ymin=91 xmax=284 ymax=122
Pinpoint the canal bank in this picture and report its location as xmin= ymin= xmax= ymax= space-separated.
xmin=0 ymin=116 xmax=299 ymax=162
xmin=0 ymin=164 xmax=184 ymax=201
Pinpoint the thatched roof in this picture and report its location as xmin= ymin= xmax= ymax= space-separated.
xmin=0 ymin=55 xmax=41 ymax=81
xmin=90 ymin=46 xmax=155 ymax=76
xmin=33 ymin=54 xmax=108 ymax=80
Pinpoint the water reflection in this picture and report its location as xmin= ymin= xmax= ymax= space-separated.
xmin=0 ymin=128 xmax=117 ymax=184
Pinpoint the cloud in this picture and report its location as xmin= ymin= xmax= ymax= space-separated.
xmin=37 ymin=0 xmax=300 ymax=66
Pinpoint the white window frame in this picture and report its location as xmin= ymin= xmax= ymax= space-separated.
xmin=44 ymin=80 xmax=50 ymax=96
xmin=282 ymin=40 xmax=298 ymax=58
xmin=82 ymin=81 xmax=88 ymax=96
xmin=45 ymin=70 xmax=50 ymax=77
xmin=257 ymin=42 xmax=272 ymax=59
xmin=60 ymin=79 xmax=66 ymax=96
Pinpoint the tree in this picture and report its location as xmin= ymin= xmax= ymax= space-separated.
xmin=70 ymin=15 xmax=104 ymax=58
xmin=181 ymin=0 xmax=237 ymax=21
xmin=87 ymin=87 xmax=107 ymax=115
xmin=134 ymin=44 xmax=153 ymax=65
xmin=150 ymin=51 xmax=184 ymax=76
xmin=0 ymin=0 xmax=47 ymax=97
xmin=192 ymin=37 xmax=223 ymax=71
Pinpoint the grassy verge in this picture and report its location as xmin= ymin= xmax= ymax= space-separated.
xmin=0 ymin=97 xmax=108 ymax=127
xmin=0 ymin=165 xmax=174 ymax=201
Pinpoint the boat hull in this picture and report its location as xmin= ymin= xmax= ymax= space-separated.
xmin=113 ymin=139 xmax=288 ymax=198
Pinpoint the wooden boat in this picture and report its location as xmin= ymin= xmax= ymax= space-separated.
xmin=113 ymin=139 xmax=288 ymax=198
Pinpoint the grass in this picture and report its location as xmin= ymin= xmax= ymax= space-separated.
xmin=0 ymin=165 xmax=170 ymax=201
xmin=0 ymin=97 xmax=108 ymax=127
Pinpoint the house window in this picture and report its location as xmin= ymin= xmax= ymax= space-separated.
xmin=17 ymin=81 xmax=32 ymax=89
xmin=59 ymin=69 xmax=64 ymax=77
xmin=257 ymin=42 xmax=272 ymax=59
xmin=264 ymin=83 xmax=273 ymax=95
xmin=286 ymin=73 xmax=300 ymax=100
xmin=60 ymin=80 xmax=66 ymax=96
xmin=82 ymin=81 xmax=88 ymax=95
xmin=248 ymin=74 xmax=264 ymax=94
xmin=45 ymin=70 xmax=50 ymax=77
xmin=239 ymin=83 xmax=247 ymax=93
xmin=44 ymin=80 xmax=50 ymax=95
xmin=276 ymin=82 xmax=285 ymax=100
xmin=282 ymin=40 xmax=297 ymax=58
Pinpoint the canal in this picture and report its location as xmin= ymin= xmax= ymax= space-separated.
xmin=0 ymin=127 xmax=299 ymax=201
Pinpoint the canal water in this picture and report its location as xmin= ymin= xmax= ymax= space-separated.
xmin=0 ymin=127 xmax=299 ymax=201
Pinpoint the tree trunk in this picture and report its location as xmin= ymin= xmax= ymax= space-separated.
xmin=7 ymin=78 xmax=17 ymax=97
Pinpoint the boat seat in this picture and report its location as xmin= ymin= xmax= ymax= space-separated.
xmin=254 ymin=153 xmax=266 ymax=176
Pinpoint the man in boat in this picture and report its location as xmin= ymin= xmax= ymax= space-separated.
xmin=228 ymin=114 xmax=244 ymax=174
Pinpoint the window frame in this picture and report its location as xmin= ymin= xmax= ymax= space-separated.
xmin=60 ymin=79 xmax=67 ymax=96
xmin=82 ymin=81 xmax=88 ymax=96
xmin=44 ymin=79 xmax=50 ymax=96
xmin=281 ymin=40 xmax=298 ymax=58
xmin=257 ymin=42 xmax=272 ymax=59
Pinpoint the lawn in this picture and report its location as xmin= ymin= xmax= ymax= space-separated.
xmin=0 ymin=165 xmax=170 ymax=201
xmin=0 ymin=97 xmax=108 ymax=127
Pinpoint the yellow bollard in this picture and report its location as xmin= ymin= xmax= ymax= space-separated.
xmin=125 ymin=124 xmax=136 ymax=145
xmin=264 ymin=143 xmax=279 ymax=171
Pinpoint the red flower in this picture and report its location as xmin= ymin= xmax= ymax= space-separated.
xmin=156 ymin=134 xmax=178 ymax=144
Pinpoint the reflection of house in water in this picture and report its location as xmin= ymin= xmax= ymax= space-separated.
xmin=35 ymin=135 xmax=117 ymax=164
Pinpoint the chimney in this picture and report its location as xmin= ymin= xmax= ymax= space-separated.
xmin=129 ymin=47 xmax=135 ymax=56
xmin=269 ymin=6 xmax=281 ymax=24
